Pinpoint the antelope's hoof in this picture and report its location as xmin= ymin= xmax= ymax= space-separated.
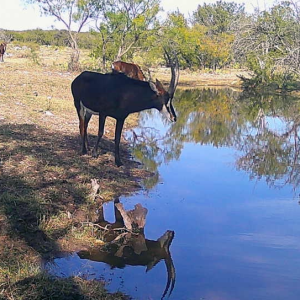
xmin=115 ymin=160 xmax=123 ymax=167
xmin=81 ymin=149 xmax=88 ymax=155
xmin=92 ymin=150 xmax=98 ymax=158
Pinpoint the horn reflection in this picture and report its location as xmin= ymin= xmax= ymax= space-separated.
xmin=77 ymin=198 xmax=176 ymax=299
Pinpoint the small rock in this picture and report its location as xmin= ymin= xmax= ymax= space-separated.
xmin=45 ymin=111 xmax=54 ymax=116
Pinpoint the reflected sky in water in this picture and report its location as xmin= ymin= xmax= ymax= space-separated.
xmin=47 ymin=88 xmax=300 ymax=300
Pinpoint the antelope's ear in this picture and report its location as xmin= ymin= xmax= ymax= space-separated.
xmin=150 ymin=81 xmax=159 ymax=94
xmin=155 ymin=79 xmax=165 ymax=94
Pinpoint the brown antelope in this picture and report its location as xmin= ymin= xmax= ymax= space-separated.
xmin=112 ymin=61 xmax=146 ymax=81
xmin=0 ymin=43 xmax=7 ymax=62
xmin=71 ymin=54 xmax=179 ymax=166
xmin=77 ymin=199 xmax=176 ymax=299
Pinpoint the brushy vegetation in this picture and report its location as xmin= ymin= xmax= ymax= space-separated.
xmin=4 ymin=29 xmax=97 ymax=49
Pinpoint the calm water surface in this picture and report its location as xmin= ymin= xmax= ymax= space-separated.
xmin=47 ymin=88 xmax=300 ymax=300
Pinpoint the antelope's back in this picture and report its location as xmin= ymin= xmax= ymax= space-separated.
xmin=71 ymin=71 xmax=154 ymax=116
xmin=72 ymin=71 xmax=148 ymax=95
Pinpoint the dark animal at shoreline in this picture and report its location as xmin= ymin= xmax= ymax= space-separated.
xmin=71 ymin=56 xmax=179 ymax=166
xmin=0 ymin=43 xmax=7 ymax=62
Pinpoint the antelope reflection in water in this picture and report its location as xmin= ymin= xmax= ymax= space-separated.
xmin=77 ymin=199 xmax=176 ymax=299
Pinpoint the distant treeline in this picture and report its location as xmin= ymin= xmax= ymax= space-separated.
xmin=3 ymin=29 xmax=97 ymax=49
xmin=3 ymin=0 xmax=300 ymax=91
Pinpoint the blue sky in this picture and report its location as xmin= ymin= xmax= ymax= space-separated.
xmin=1 ymin=0 xmax=277 ymax=31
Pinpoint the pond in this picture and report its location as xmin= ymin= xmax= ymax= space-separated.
xmin=46 ymin=88 xmax=300 ymax=300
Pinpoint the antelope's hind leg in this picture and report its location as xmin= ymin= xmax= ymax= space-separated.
xmin=79 ymin=111 xmax=92 ymax=155
xmin=92 ymin=115 xmax=106 ymax=158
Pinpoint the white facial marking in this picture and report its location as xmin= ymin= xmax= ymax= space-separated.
xmin=160 ymin=104 xmax=171 ymax=121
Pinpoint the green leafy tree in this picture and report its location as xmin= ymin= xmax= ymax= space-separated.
xmin=26 ymin=0 xmax=101 ymax=70
xmin=196 ymin=31 xmax=234 ymax=70
xmin=186 ymin=0 xmax=244 ymax=70
xmin=145 ymin=11 xmax=199 ymax=69
xmin=191 ymin=0 xmax=245 ymax=35
xmin=233 ymin=1 xmax=300 ymax=87
xmin=158 ymin=12 xmax=191 ymax=67
xmin=153 ymin=11 xmax=234 ymax=71
xmin=92 ymin=0 xmax=160 ymax=70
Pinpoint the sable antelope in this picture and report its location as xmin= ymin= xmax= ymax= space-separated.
xmin=71 ymin=54 xmax=179 ymax=166
xmin=0 ymin=43 xmax=7 ymax=62
xmin=78 ymin=199 xmax=176 ymax=299
xmin=112 ymin=60 xmax=146 ymax=81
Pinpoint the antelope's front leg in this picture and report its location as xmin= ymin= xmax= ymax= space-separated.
xmin=114 ymin=118 xmax=125 ymax=167
xmin=92 ymin=115 xmax=106 ymax=158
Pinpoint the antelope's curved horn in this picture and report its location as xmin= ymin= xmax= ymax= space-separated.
xmin=164 ymin=49 xmax=180 ymax=100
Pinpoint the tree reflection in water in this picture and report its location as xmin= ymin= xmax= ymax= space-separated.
xmin=126 ymin=87 xmax=300 ymax=190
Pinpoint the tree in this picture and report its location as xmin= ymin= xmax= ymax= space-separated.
xmin=0 ymin=30 xmax=14 ymax=43
xmin=145 ymin=11 xmax=203 ymax=69
xmin=26 ymin=0 xmax=101 ymax=70
xmin=233 ymin=1 xmax=300 ymax=87
xmin=91 ymin=0 xmax=160 ymax=71
xmin=191 ymin=0 xmax=245 ymax=35
xmin=156 ymin=11 xmax=233 ymax=70
xmin=161 ymin=11 xmax=195 ymax=68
